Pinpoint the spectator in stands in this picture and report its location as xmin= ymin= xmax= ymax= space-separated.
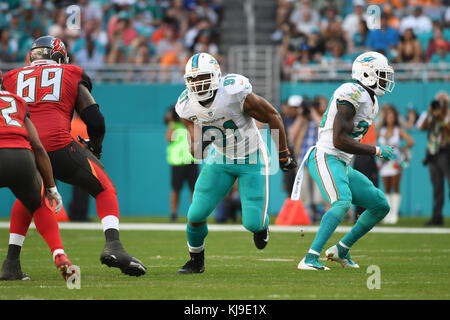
xmin=305 ymin=30 xmax=326 ymax=63
xmin=423 ymin=0 xmax=447 ymax=23
xmin=184 ymin=16 xmax=211 ymax=50
xmin=425 ymin=25 xmax=450 ymax=62
xmin=132 ymin=0 xmax=163 ymax=32
xmin=107 ymin=10 xmax=138 ymax=48
xmin=322 ymin=38 xmax=352 ymax=66
xmin=319 ymin=5 xmax=342 ymax=32
xmin=342 ymin=0 xmax=367 ymax=41
xmin=430 ymin=39 xmax=450 ymax=64
xmin=193 ymin=29 xmax=218 ymax=56
xmin=195 ymin=0 xmax=218 ymax=26
xmin=165 ymin=0 xmax=190 ymax=38
xmin=397 ymin=28 xmax=423 ymax=63
xmin=348 ymin=18 xmax=369 ymax=56
xmin=365 ymin=13 xmax=399 ymax=58
xmin=0 ymin=28 xmax=17 ymax=62
xmin=106 ymin=29 xmax=127 ymax=64
xmin=400 ymin=5 xmax=432 ymax=36
xmin=72 ymin=19 xmax=106 ymax=68
xmin=289 ymin=0 xmax=321 ymax=35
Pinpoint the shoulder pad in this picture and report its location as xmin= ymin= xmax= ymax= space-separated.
xmin=175 ymin=89 xmax=191 ymax=120
xmin=221 ymin=74 xmax=252 ymax=101
xmin=335 ymin=82 xmax=364 ymax=110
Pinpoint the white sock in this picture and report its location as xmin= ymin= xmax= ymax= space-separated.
xmin=52 ymin=249 xmax=65 ymax=261
xmin=9 ymin=233 xmax=25 ymax=247
xmin=188 ymin=242 xmax=204 ymax=253
xmin=101 ymin=215 xmax=119 ymax=232
xmin=339 ymin=241 xmax=350 ymax=249
xmin=308 ymin=249 xmax=320 ymax=256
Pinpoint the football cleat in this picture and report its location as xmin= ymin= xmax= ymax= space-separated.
xmin=253 ymin=228 xmax=269 ymax=250
xmin=54 ymin=253 xmax=76 ymax=280
xmin=178 ymin=251 xmax=205 ymax=274
xmin=325 ymin=245 xmax=360 ymax=268
xmin=297 ymin=253 xmax=330 ymax=270
xmin=0 ymin=259 xmax=31 ymax=280
xmin=100 ymin=240 xmax=147 ymax=277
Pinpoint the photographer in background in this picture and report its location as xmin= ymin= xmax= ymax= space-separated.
xmin=289 ymin=95 xmax=329 ymax=222
xmin=418 ymin=92 xmax=450 ymax=226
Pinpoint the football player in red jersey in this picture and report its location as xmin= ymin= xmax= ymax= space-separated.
xmin=2 ymin=36 xmax=146 ymax=277
xmin=0 ymin=72 xmax=75 ymax=281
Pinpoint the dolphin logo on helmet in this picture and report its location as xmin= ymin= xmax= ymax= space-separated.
xmin=352 ymin=51 xmax=395 ymax=97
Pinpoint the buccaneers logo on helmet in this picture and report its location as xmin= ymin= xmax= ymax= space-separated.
xmin=51 ymin=38 xmax=66 ymax=59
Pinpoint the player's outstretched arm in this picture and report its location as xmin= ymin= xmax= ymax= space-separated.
xmin=75 ymin=84 xmax=105 ymax=159
xmin=243 ymin=93 xmax=297 ymax=171
xmin=24 ymin=116 xmax=63 ymax=211
xmin=333 ymin=103 xmax=378 ymax=156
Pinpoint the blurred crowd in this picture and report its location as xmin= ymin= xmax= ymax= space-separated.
xmin=274 ymin=0 xmax=450 ymax=80
xmin=0 ymin=0 xmax=224 ymax=81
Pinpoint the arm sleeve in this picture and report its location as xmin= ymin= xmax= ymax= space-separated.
xmin=79 ymin=70 xmax=93 ymax=92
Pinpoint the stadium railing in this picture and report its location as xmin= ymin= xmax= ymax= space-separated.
xmin=288 ymin=62 xmax=450 ymax=82
xmin=1 ymin=62 xmax=449 ymax=83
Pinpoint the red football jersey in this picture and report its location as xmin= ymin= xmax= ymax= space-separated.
xmin=0 ymin=90 xmax=31 ymax=150
xmin=2 ymin=61 xmax=87 ymax=152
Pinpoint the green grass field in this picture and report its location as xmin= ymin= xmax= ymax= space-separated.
xmin=0 ymin=217 xmax=449 ymax=300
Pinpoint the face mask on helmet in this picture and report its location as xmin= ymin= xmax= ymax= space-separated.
xmin=374 ymin=69 xmax=395 ymax=96
xmin=352 ymin=53 xmax=395 ymax=97
xmin=185 ymin=72 xmax=217 ymax=102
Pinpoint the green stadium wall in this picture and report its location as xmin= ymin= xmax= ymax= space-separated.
xmin=0 ymin=81 xmax=448 ymax=218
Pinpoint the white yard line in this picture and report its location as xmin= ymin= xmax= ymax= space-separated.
xmin=0 ymin=222 xmax=449 ymax=234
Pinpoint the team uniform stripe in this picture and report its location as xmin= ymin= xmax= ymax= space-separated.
xmin=324 ymin=153 xmax=340 ymax=201
xmin=257 ymin=133 xmax=270 ymax=229
xmin=192 ymin=53 xmax=200 ymax=69
xmin=315 ymin=149 xmax=338 ymax=203
xmin=314 ymin=148 xmax=331 ymax=203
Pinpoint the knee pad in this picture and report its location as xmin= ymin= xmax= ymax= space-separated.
xmin=329 ymin=199 xmax=352 ymax=221
xmin=372 ymin=189 xmax=390 ymax=219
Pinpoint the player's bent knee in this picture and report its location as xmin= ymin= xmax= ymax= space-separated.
xmin=330 ymin=199 xmax=352 ymax=219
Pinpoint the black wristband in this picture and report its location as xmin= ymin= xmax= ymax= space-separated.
xmin=279 ymin=149 xmax=290 ymax=161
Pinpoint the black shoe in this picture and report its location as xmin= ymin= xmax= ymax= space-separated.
xmin=253 ymin=228 xmax=269 ymax=250
xmin=178 ymin=251 xmax=205 ymax=274
xmin=100 ymin=240 xmax=147 ymax=277
xmin=0 ymin=259 xmax=30 ymax=280
xmin=424 ymin=219 xmax=444 ymax=226
xmin=170 ymin=214 xmax=177 ymax=223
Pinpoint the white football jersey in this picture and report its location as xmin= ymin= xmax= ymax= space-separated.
xmin=175 ymin=73 xmax=262 ymax=159
xmin=316 ymin=82 xmax=379 ymax=164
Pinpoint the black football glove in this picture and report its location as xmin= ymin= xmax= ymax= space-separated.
xmin=77 ymin=136 xmax=102 ymax=160
xmin=279 ymin=149 xmax=298 ymax=172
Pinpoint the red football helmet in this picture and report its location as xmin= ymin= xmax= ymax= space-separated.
xmin=29 ymin=36 xmax=69 ymax=64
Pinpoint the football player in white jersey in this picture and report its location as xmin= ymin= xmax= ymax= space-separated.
xmin=291 ymin=51 xmax=396 ymax=270
xmin=175 ymin=52 xmax=297 ymax=274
